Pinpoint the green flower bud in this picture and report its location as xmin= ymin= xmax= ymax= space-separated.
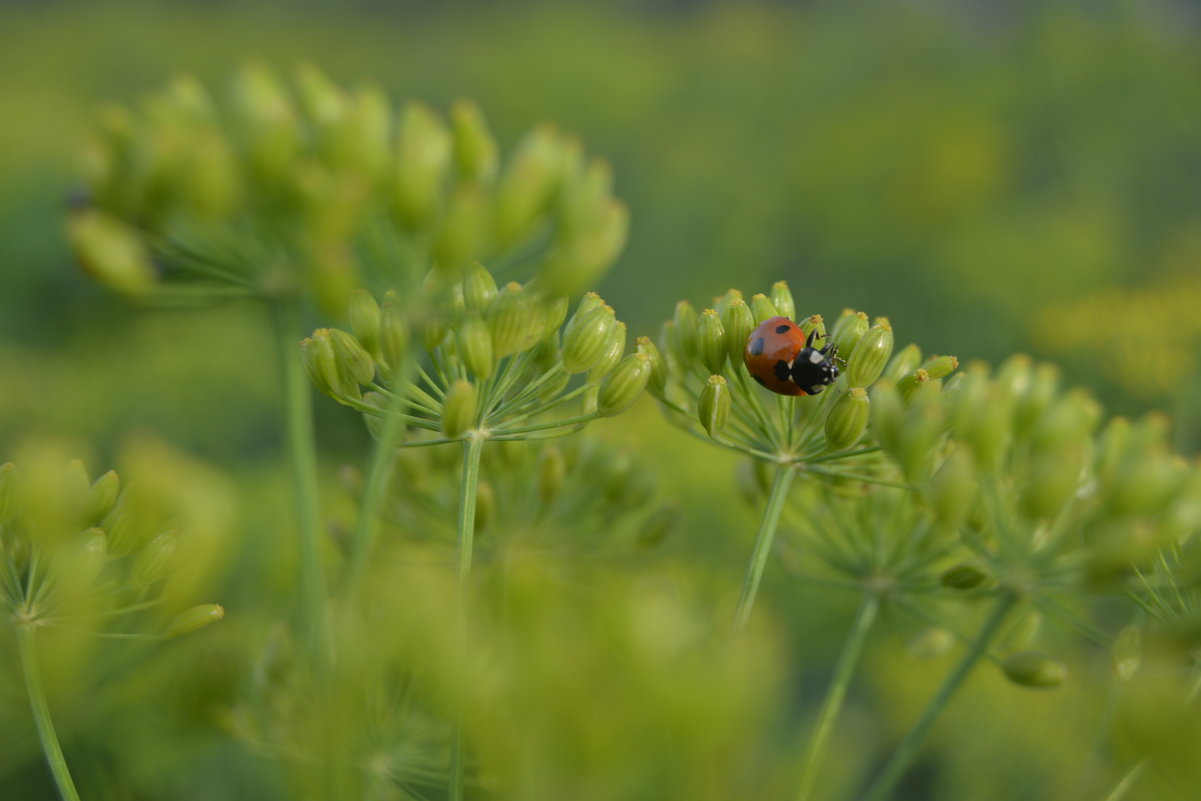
xmin=825 ymin=387 xmax=870 ymax=450
xmin=564 ymin=292 xmax=605 ymax=338
xmin=67 ymin=210 xmax=156 ymax=294
xmin=940 ymin=562 xmax=989 ymax=590
xmin=1001 ymin=651 xmax=1068 ymax=689
xmin=393 ymin=102 xmax=452 ymax=229
xmin=487 ymin=282 xmax=546 ymax=358
xmin=348 ymin=290 xmax=382 ymax=356
xmin=920 ymin=355 xmax=959 ymax=381
xmin=799 ymin=314 xmax=827 ymax=346
xmin=495 ymin=124 xmax=564 ymax=247
xmin=434 ymin=184 xmax=488 ymax=270
xmin=884 ymin=343 xmax=923 ymax=383
xmin=770 ymin=281 xmax=796 ymax=322
xmin=697 ymin=309 xmax=727 ymax=374
xmin=133 ymin=530 xmax=180 ymax=587
xmin=230 ymin=62 xmax=302 ymax=183
xmin=597 ymin=353 xmax=651 ymax=417
xmin=1019 ymin=442 xmax=1088 ymax=521
xmin=588 ymin=321 xmax=627 ymax=382
xmin=722 ymin=298 xmax=756 ymax=365
xmin=698 ymin=375 xmax=731 ymax=438
xmin=542 ymin=296 xmax=569 ymax=341
xmin=1112 ymin=626 xmax=1141 ymax=682
xmin=636 ymin=336 xmax=668 ymax=398
xmin=301 ymin=330 xmax=341 ymax=398
xmin=474 ymin=480 xmax=495 ymax=532
xmin=462 ymin=262 xmax=498 ymax=312
xmin=637 ymin=504 xmax=677 ymax=548
xmin=0 ymin=462 xmax=18 ymax=525
xmin=714 ymin=288 xmax=743 ymax=318
xmin=538 ymin=446 xmax=566 ymax=505
xmin=328 ymin=328 xmax=375 ymax=388
xmin=673 ymin=301 xmax=699 ymax=361
xmin=749 ymin=293 xmax=779 ymax=324
xmin=927 ymin=446 xmax=977 ymax=530
xmin=846 ymin=318 xmax=894 ymax=388
xmin=1014 ymin=362 xmax=1061 ymax=436
xmin=870 ymin=380 xmax=906 ymax=461
xmin=85 ymin=470 xmax=120 ymax=526
xmin=563 ymin=306 xmax=616 ymax=374
xmin=442 ymin=380 xmax=477 ymax=438
xmin=451 ymin=99 xmax=499 ymax=183
xmin=164 ymin=603 xmax=225 ymax=638
xmin=950 ymin=370 xmax=1013 ymax=472
xmin=830 ymin=310 xmax=869 ymax=359
xmin=378 ymin=291 xmax=409 ymax=376
xmin=660 ymin=319 xmax=684 ymax=371
xmin=74 ymin=528 xmax=108 ymax=590
xmin=458 ymin=313 xmax=495 ymax=381
xmin=897 ymin=369 xmax=931 ymax=403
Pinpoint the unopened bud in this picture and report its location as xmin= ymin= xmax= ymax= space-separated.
xmin=378 ymin=291 xmax=409 ymax=377
xmin=699 ymin=375 xmax=731 ymax=437
xmin=442 ymin=380 xmax=477 ymax=438
xmin=164 ymin=603 xmax=225 ymax=638
xmin=597 ymin=353 xmax=651 ymax=417
xmin=393 ymin=102 xmax=452 ymax=229
xmin=451 ymin=99 xmax=499 ymax=183
xmin=907 ymin=627 xmax=955 ymax=660
xmin=348 ymin=290 xmax=382 ymax=356
xmin=928 ymin=447 xmax=977 ymax=530
xmin=698 ymin=309 xmax=727 ymax=374
xmin=770 ymin=281 xmax=796 ymax=322
xmin=542 ymin=296 xmax=569 ymax=340
xmin=636 ymin=337 xmax=668 ymax=398
xmin=799 ymin=314 xmax=826 ymax=346
xmin=749 ymin=293 xmax=779 ymax=324
xmin=133 ymin=530 xmax=179 ymax=586
xmin=897 ymin=369 xmax=931 ymax=403
xmin=714 ymin=288 xmax=743 ymax=318
xmin=487 ymin=282 xmax=545 ymax=358
xmin=74 ymin=528 xmax=107 ymax=590
xmin=884 ymin=343 xmax=923 ymax=383
xmin=1001 ymin=651 xmax=1067 ymax=689
xmin=825 ymin=387 xmax=870 ymax=450
xmin=846 ymin=319 xmax=894 ymax=388
xmin=920 ymin=355 xmax=959 ymax=381
xmin=722 ymin=298 xmax=756 ymax=365
xmin=329 ymin=329 xmax=375 ymax=388
xmin=563 ymin=306 xmax=616 ymax=374
xmin=67 ymin=210 xmax=156 ymax=294
xmin=589 ymin=321 xmax=627 ymax=382
xmin=462 ymin=262 xmax=498 ymax=312
xmin=830 ymin=310 xmax=869 ymax=358
xmin=564 ymin=292 xmax=604 ymax=338
xmin=458 ymin=313 xmax=495 ymax=380
xmin=86 ymin=470 xmax=120 ymax=525
xmin=301 ymin=330 xmax=341 ymax=398
xmin=673 ymin=301 xmax=699 ymax=361
xmin=495 ymin=125 xmax=563 ymax=246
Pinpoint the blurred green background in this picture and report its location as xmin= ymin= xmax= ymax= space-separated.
xmin=2 ymin=1 xmax=1201 ymax=799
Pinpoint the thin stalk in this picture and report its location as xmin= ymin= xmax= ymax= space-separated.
xmin=1102 ymin=761 xmax=1146 ymax=801
xmin=794 ymin=593 xmax=880 ymax=801
xmin=861 ymin=592 xmax=1017 ymax=801
xmin=449 ymin=436 xmax=485 ymax=801
xmin=272 ymin=298 xmax=330 ymax=663
xmin=733 ymin=465 xmax=796 ymax=629
xmin=345 ymin=377 xmax=408 ymax=596
xmin=18 ymin=626 xmax=81 ymax=801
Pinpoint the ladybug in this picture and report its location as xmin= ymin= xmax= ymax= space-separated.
xmin=744 ymin=316 xmax=841 ymax=396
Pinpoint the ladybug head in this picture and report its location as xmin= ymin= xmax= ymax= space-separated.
xmin=790 ymin=330 xmax=842 ymax=395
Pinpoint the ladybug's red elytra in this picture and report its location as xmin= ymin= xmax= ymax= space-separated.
xmin=744 ymin=316 xmax=841 ymax=396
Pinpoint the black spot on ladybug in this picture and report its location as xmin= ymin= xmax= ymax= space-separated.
xmin=775 ymin=324 xmax=791 ymax=334
xmin=773 ymin=360 xmax=791 ymax=382
xmin=749 ymin=337 xmax=765 ymax=356
xmin=752 ymin=374 xmax=766 ymax=387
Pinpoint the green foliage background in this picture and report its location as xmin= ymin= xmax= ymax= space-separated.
xmin=2 ymin=1 xmax=1200 ymax=799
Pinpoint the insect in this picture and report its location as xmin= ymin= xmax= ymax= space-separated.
xmin=743 ymin=316 xmax=842 ymax=396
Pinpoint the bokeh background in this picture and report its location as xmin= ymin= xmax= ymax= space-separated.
xmin=2 ymin=1 xmax=1200 ymax=799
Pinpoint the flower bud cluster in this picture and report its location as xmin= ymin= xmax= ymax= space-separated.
xmin=345 ymin=436 xmax=675 ymax=556
xmin=71 ymin=65 xmax=627 ymax=310
xmin=0 ymin=440 xmax=228 ymax=639
xmin=304 ymin=263 xmax=648 ymax=443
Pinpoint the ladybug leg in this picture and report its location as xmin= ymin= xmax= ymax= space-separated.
xmin=805 ymin=329 xmax=819 ymax=349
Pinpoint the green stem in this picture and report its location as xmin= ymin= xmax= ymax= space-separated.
xmin=733 ymin=465 xmax=796 ymax=629
xmin=861 ymin=592 xmax=1017 ymax=801
xmin=794 ymin=593 xmax=879 ymax=801
xmin=345 ymin=378 xmax=408 ymax=596
xmin=271 ymin=299 xmax=329 ymax=663
xmin=18 ymin=626 xmax=81 ymax=801
xmin=449 ymin=435 xmax=485 ymax=801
